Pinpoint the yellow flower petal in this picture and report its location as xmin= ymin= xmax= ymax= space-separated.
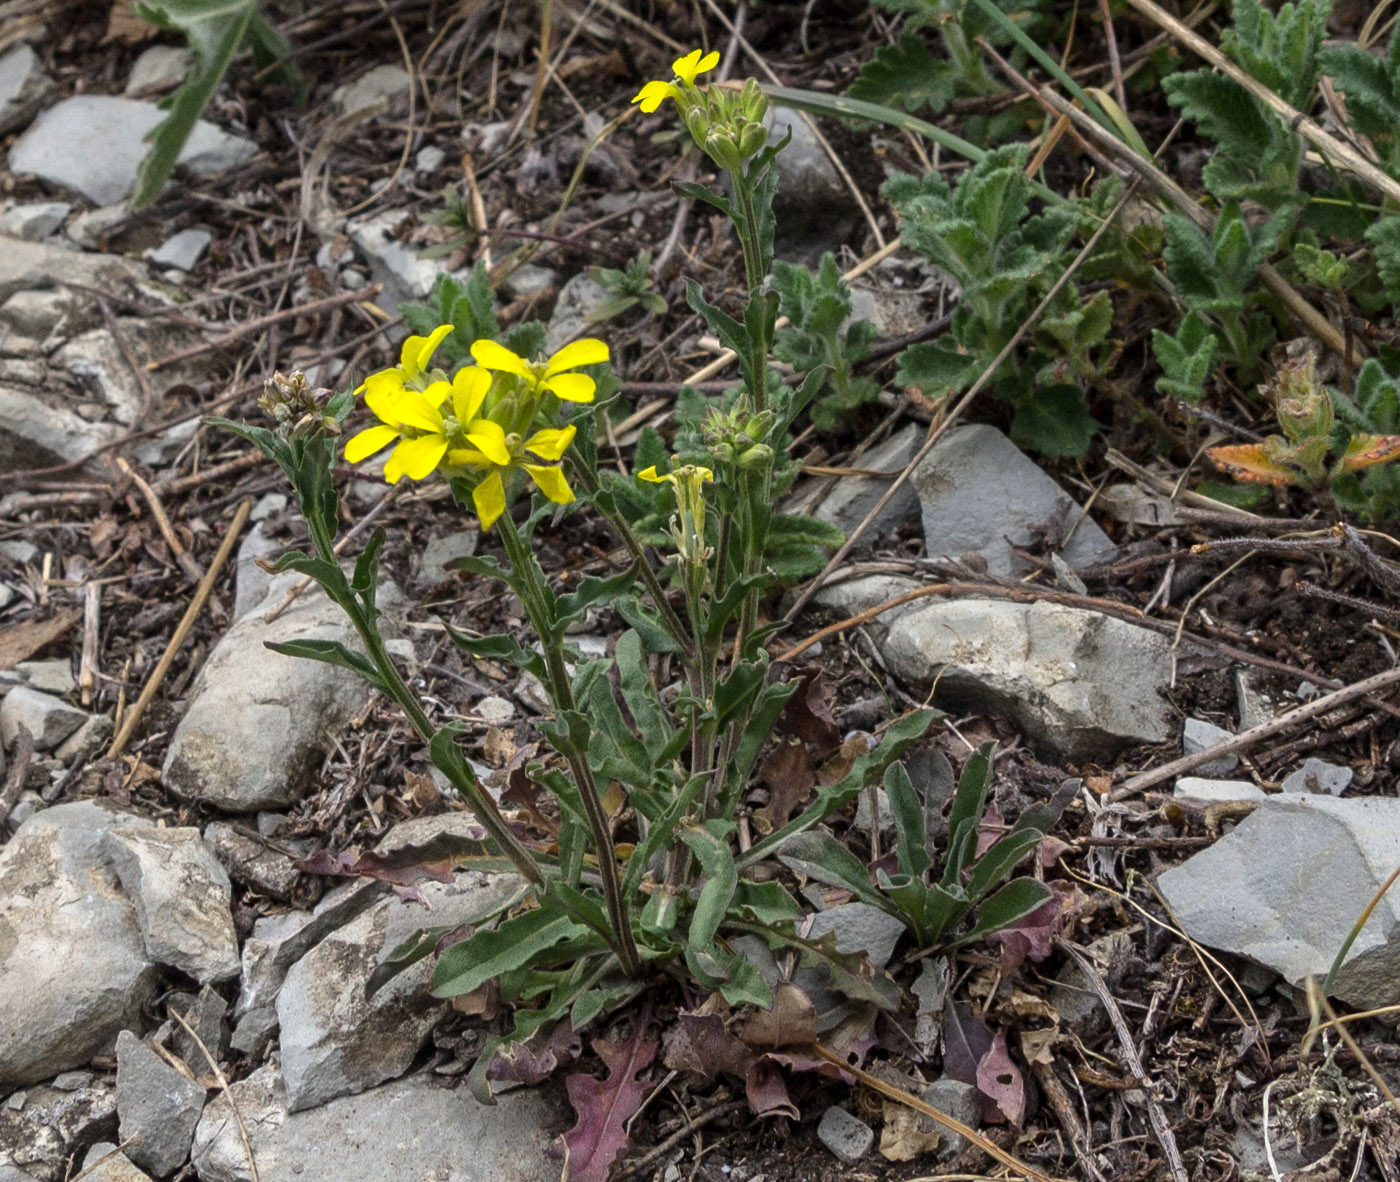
xmin=470 ymin=339 xmax=532 ymax=380
xmin=547 ymin=339 xmax=610 ymax=375
xmin=632 ymin=80 xmax=681 ymax=112
xmin=472 ymin=469 xmax=507 ymax=530
xmin=637 ymin=466 xmax=667 ymax=483
xmin=420 ymin=379 xmax=452 ymax=409
xmin=403 ymin=324 xmax=454 ymax=375
xmin=390 ymin=435 xmax=448 ymax=481
xmin=524 ymin=425 xmax=576 ymax=461
xmin=391 ymin=391 xmax=445 ymax=435
xmin=447 ymin=446 xmax=494 ymax=468
xmin=672 ymin=48 xmax=718 ymax=86
xmin=451 ymin=367 xmax=493 ymax=423
xmin=464 ymin=419 xmax=511 ymax=466
xmin=543 ymin=372 xmax=596 ymax=402
xmin=524 ymin=464 xmax=574 ymax=505
xmin=344 ymin=423 xmax=399 ymax=463
xmin=361 ymin=370 xmax=407 ymax=408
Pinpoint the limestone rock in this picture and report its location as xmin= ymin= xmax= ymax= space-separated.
xmin=1182 ymin=717 xmax=1237 ymax=776
xmin=545 ymin=272 xmax=609 ymax=353
xmin=0 ymin=1079 xmax=116 ymax=1181
xmin=817 ymin=1105 xmax=873 ymax=1163
xmin=147 ymin=229 xmax=212 ymax=272
xmin=191 ymin=1065 xmax=559 ymax=1182
xmin=0 ymin=802 xmax=157 ymax=1085
xmin=162 ymin=582 xmax=398 ymax=811
xmin=1281 ymin=757 xmax=1353 ymax=796
xmin=1157 ymin=795 xmax=1400 ymax=1009
xmin=913 ymin=424 xmax=1115 ymax=576
xmin=0 ymin=686 xmax=87 ymax=751
xmin=79 ymin=1143 xmax=154 ymax=1182
xmin=0 ymin=203 xmax=68 ymax=242
xmin=331 ymin=66 xmax=410 ymax=115
xmin=1173 ymin=778 xmax=1266 ymax=805
xmin=115 ymin=1032 xmax=205 ymax=1177
xmin=276 ymin=872 xmax=522 ymax=1111
xmin=103 ymin=826 xmax=240 ymax=984
xmin=10 ymin=96 xmax=256 ymax=205
xmin=788 ymin=424 xmax=922 ymax=540
xmin=124 ymin=46 xmax=190 ymax=95
xmin=883 ymin=599 xmax=1180 ymax=760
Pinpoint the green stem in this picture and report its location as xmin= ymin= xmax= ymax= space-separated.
xmin=498 ymin=512 xmax=642 ymax=978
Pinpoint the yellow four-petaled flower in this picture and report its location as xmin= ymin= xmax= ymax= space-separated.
xmin=632 ymin=48 xmax=720 ymax=113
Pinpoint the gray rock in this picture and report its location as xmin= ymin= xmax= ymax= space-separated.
xmin=545 ymin=272 xmax=610 ymax=353
xmin=10 ymin=97 xmax=256 ymax=205
xmin=228 ymin=1007 xmax=278 ymax=1060
xmin=414 ymin=145 xmax=446 ymax=175
xmin=1048 ymin=930 xmax=1132 ymax=1030
xmin=847 ymin=282 xmax=927 ymax=340
xmin=15 ymin=659 xmax=73 ymax=695
xmin=191 ymin=1065 xmax=559 ymax=1182
xmin=276 ymin=872 xmax=522 ymax=1110
xmin=0 ymin=1167 xmax=37 ymax=1182
xmin=1173 ymin=778 xmax=1266 ymax=805
xmin=0 ymin=235 xmax=146 ymax=304
xmin=811 ymin=573 xmax=922 ymax=650
xmin=233 ymin=881 xmax=383 ymax=1019
xmin=1282 ymin=757 xmax=1353 ymax=796
xmin=1157 ymin=795 xmax=1400 ymax=1009
xmin=1098 ymin=484 xmax=1181 ymax=527
xmin=0 ymin=386 xmax=122 ymax=471
xmin=347 ymin=209 xmax=451 ymax=308
xmin=805 ymin=902 xmax=906 ymax=969
xmin=816 ymin=1105 xmax=873 ymax=1163
xmin=115 ymin=1032 xmax=205 ymax=1178
xmin=147 ymin=228 xmax=212 ymax=272
xmin=913 ymin=424 xmax=1115 ymax=576
xmin=922 ymin=1078 xmax=980 ymax=1157
xmin=66 ymin=206 xmax=128 ymax=250
xmin=124 ymin=46 xmax=189 ymax=95
xmin=415 ymin=529 xmax=479 ymax=587
xmin=204 ymin=823 xmax=303 ymax=901
xmin=789 ymin=424 xmax=921 ymax=539
xmin=170 ymin=986 xmax=228 ymax=1070
xmin=883 ymin=599 xmax=1179 ymax=760
xmin=50 ymin=1073 xmax=93 ymax=1092
xmin=0 ymin=802 xmax=158 ymax=1085
xmin=502 ymin=263 xmax=557 ymax=300
xmin=0 ymin=45 xmax=46 ymax=135
xmin=103 ymin=826 xmax=240 ymax=984
xmin=80 ymin=1143 xmax=154 ymax=1182
xmin=0 ymin=686 xmax=87 ymax=751
xmin=1182 ymin=717 xmax=1237 ymax=776
xmin=763 ymin=108 xmax=854 ymax=256
xmin=331 ymin=65 xmax=410 ymax=115
xmin=231 ymin=523 xmax=281 ymax=623
xmin=1234 ymin=668 xmax=1272 ymax=731
xmin=0 ymin=541 xmax=37 ymax=565
xmin=162 ymin=582 xmax=397 ymax=811
xmin=0 ymin=1079 xmax=116 ymax=1181
xmin=0 ymin=203 xmax=69 ymax=242
xmin=474 ymin=695 xmax=515 ymax=726
xmin=54 ymin=713 xmax=114 ymax=765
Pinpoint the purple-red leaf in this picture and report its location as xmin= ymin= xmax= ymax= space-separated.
xmin=976 ymin=1031 xmax=1027 ymax=1126
xmin=490 ymin=1021 xmax=583 ymax=1085
xmin=745 ymin=1058 xmax=799 ymax=1120
xmin=663 ymin=1011 xmax=749 ymax=1079
xmin=561 ymin=1017 xmax=657 ymax=1182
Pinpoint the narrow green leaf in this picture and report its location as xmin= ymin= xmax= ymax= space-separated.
xmin=430 ymin=908 xmax=585 ymax=997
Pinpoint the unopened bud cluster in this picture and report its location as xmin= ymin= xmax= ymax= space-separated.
xmin=703 ymin=405 xmax=774 ymax=470
xmin=259 ymin=371 xmax=340 ymax=440
xmin=697 ymin=79 xmax=770 ymax=172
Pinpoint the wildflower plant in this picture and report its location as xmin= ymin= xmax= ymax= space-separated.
xmin=216 ymin=49 xmax=950 ymax=1103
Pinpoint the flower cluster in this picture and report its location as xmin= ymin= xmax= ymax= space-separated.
xmin=258 ymin=370 xmax=340 ymax=441
xmin=344 ymin=327 xmax=608 ymax=529
xmin=632 ymin=49 xmax=769 ymax=172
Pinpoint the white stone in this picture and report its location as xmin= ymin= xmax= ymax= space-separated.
xmin=474 ymin=695 xmax=515 ymax=726
xmin=146 ymin=228 xmax=211 ymax=272
xmin=331 ymin=65 xmax=409 ymax=115
xmin=0 ymin=686 xmax=87 ymax=751
xmin=15 ymin=659 xmax=73 ymax=695
xmin=414 ymin=145 xmax=445 ymax=175
xmin=545 ymin=271 xmax=610 ymax=352
xmin=124 ymin=45 xmax=190 ymax=95
xmin=0 ymin=202 xmax=69 ymax=242
xmin=1183 ymin=717 xmax=1238 ymax=776
xmin=1173 ymin=778 xmax=1267 ymax=804
xmin=66 ymin=205 xmax=128 ymax=249
xmin=1281 ymin=757 xmax=1353 ymax=796
xmin=10 ymin=96 xmax=256 ymax=205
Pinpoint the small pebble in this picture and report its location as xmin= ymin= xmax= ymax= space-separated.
xmin=817 ymin=1104 xmax=873 ymax=1163
xmin=1183 ymin=717 xmax=1238 ymax=776
xmin=1281 ymin=757 xmax=1352 ymax=796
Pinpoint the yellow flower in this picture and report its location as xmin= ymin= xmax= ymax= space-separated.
xmin=469 ymin=338 xmax=609 ymax=402
xmin=358 ymin=324 xmax=454 ymax=401
xmin=344 ymin=367 xmax=508 ymax=484
xmin=631 ymin=48 xmax=720 ymax=112
xmin=639 ymin=463 xmax=714 ymax=565
xmin=448 ymin=424 xmax=579 ymax=530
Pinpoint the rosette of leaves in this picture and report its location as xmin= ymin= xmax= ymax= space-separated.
xmin=883 ymin=144 xmax=1108 ymax=457
xmin=771 ymin=254 xmax=879 ymax=431
xmin=588 ymin=251 xmax=668 ymax=323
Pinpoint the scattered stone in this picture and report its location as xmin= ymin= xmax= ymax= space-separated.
xmin=1098 ymin=484 xmax=1181 ymax=527
xmin=10 ymin=96 xmax=256 ymax=206
xmin=811 ymin=573 xmax=921 ymax=649
xmin=468 ymin=120 xmax=512 ymax=158
xmin=502 ymin=263 xmax=558 ymax=300
xmin=2 ymin=791 xmax=42 ymax=833
xmin=1049 ymin=930 xmax=1133 ymax=1031
xmin=1158 ymin=795 xmax=1400 ymax=1009
xmin=103 ymin=825 xmax=240 ymax=984
xmin=763 ymin=107 xmax=854 ymax=257
xmin=0 ymin=1079 xmax=117 ymax=1182
xmin=475 ymin=695 xmax=515 ymax=726
xmin=921 ymin=1079 xmax=980 ymax=1158
xmin=234 ymin=881 xmax=384 ymax=1019
xmin=913 ymin=424 xmax=1115 ymax=576
xmin=163 ymin=581 xmax=399 ymax=811
xmin=54 ymin=713 xmax=114 ymax=765
xmin=788 ymin=425 xmax=921 ymax=539
xmin=1173 ymin=778 xmax=1266 ymax=805
xmin=204 ymin=822 xmax=303 ymax=901
xmin=0 ymin=803 xmax=158 ymax=1086
xmin=817 ymin=1105 xmax=873 ymax=1163
xmin=1182 ymin=717 xmax=1237 ymax=776
xmin=191 ymin=1064 xmax=559 ymax=1182
xmin=0 ymin=541 xmax=37 ymax=565
xmin=0 ymin=203 xmax=69 ymax=242
xmin=124 ymin=46 xmax=189 ymax=95
xmin=231 ymin=523 xmax=282 ymax=623
xmin=50 ymin=1073 xmax=93 ymax=1092
xmin=15 ymin=659 xmax=73 ymax=695
xmin=249 ymin=493 xmax=287 ymax=523
xmin=414 ymin=145 xmax=445 ymax=175
xmin=544 ymin=271 xmax=610 ymax=353
xmin=276 ymin=872 xmax=522 ymax=1110
xmin=170 ymin=986 xmax=229 ymax=1070
xmin=147 ymin=228 xmax=212 ymax=272
xmin=331 ymin=65 xmax=410 ymax=115
xmin=0 ymin=686 xmax=87 ymax=752
xmin=347 ymin=209 xmax=459 ymax=308
xmin=805 ymin=903 xmax=906 ymax=969
xmin=79 ymin=1143 xmax=154 ymax=1182
xmin=0 ymin=45 xmax=46 ymax=135
xmin=846 ymin=282 xmax=927 ymax=340
xmin=883 ymin=599 xmax=1182 ymax=760
xmin=415 ymin=529 xmax=479 ymax=587
xmin=115 ymin=1032 xmax=205 ymax=1178
xmin=228 ymin=1007 xmax=278 ymax=1060
xmin=1234 ymin=668 xmax=1272 ymax=731
xmin=66 ymin=206 xmax=128 ymax=250
xmin=1281 ymin=757 xmax=1352 ymax=796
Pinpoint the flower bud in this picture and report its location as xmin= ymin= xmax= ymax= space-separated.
xmin=740 ymin=78 xmax=768 ymax=122
xmin=684 ymin=105 xmax=711 ymax=147
xmin=737 ymin=442 xmax=773 ymax=470
xmin=737 ymin=120 xmax=768 ymax=159
xmin=704 ymin=129 xmax=744 ymax=173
